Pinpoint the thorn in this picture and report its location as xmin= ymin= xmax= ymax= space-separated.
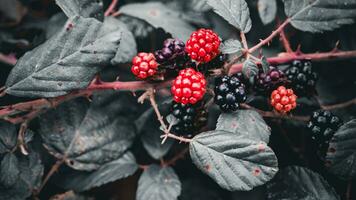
xmin=296 ymin=44 xmax=302 ymax=55
xmin=116 ymin=76 xmax=120 ymax=81
xmin=332 ymin=41 xmax=340 ymax=52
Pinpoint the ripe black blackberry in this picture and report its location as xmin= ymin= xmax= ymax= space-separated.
xmin=214 ymin=74 xmax=247 ymax=112
xmin=285 ymin=60 xmax=318 ymax=96
xmin=307 ymin=110 xmax=342 ymax=156
xmin=154 ymin=38 xmax=186 ymax=64
xmin=254 ymin=66 xmax=286 ymax=94
xmin=198 ymin=54 xmax=227 ymax=73
xmin=170 ymin=102 xmax=207 ymax=135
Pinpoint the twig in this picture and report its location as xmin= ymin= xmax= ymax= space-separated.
xmin=346 ymin=180 xmax=352 ymax=200
xmin=163 ymin=147 xmax=189 ymax=167
xmin=36 ymin=160 xmax=65 ymax=195
xmin=160 ymin=133 xmax=192 ymax=143
xmin=320 ymin=98 xmax=356 ymax=111
xmin=104 ymin=0 xmax=119 ymax=16
xmin=240 ymin=32 xmax=249 ymax=51
xmin=17 ymin=121 xmax=29 ymax=155
xmin=278 ymin=19 xmax=293 ymax=53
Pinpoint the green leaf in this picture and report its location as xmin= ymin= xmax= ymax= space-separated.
xmin=242 ymin=59 xmax=258 ymax=79
xmin=5 ymin=16 xmax=121 ymax=98
xmin=0 ymin=150 xmax=44 ymax=200
xmin=105 ymin=17 xmax=137 ymax=64
xmin=216 ymin=110 xmax=271 ymax=143
xmin=261 ymin=56 xmax=270 ymax=73
xmin=136 ymin=165 xmax=181 ymax=200
xmin=190 ymin=130 xmax=278 ymax=191
xmin=220 ymin=39 xmax=243 ymax=55
xmin=137 ymin=108 xmax=174 ymax=160
xmin=257 ymin=0 xmax=277 ymax=25
xmin=59 ymin=151 xmax=138 ymax=192
xmin=283 ymin=0 xmax=356 ymax=33
xmin=39 ymin=92 xmax=136 ymax=171
xmin=0 ymin=120 xmax=17 ymax=154
xmin=267 ymin=166 xmax=340 ymax=200
xmin=0 ymin=153 xmax=19 ymax=187
xmin=326 ymin=119 xmax=356 ymax=179
xmin=55 ymin=0 xmax=103 ymax=21
xmin=207 ymin=0 xmax=252 ymax=33
xmin=119 ymin=2 xmax=195 ymax=41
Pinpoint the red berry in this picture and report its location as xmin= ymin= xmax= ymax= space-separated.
xmin=185 ymin=29 xmax=220 ymax=63
xmin=172 ymin=68 xmax=206 ymax=104
xmin=270 ymin=86 xmax=297 ymax=113
xmin=131 ymin=53 xmax=158 ymax=79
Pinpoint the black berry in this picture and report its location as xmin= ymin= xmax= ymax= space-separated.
xmin=154 ymin=38 xmax=186 ymax=64
xmin=307 ymin=110 xmax=342 ymax=156
xmin=254 ymin=66 xmax=286 ymax=94
xmin=285 ymin=60 xmax=318 ymax=96
xmin=214 ymin=74 xmax=247 ymax=112
xmin=170 ymin=102 xmax=207 ymax=135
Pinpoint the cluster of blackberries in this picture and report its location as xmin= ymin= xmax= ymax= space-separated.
xmin=307 ymin=110 xmax=342 ymax=156
xmin=170 ymin=102 xmax=208 ymax=135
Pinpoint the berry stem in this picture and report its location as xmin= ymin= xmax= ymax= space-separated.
xmin=104 ymin=0 xmax=119 ymax=16
xmin=248 ymin=18 xmax=291 ymax=53
xmin=160 ymin=133 xmax=192 ymax=143
xmin=240 ymin=32 xmax=249 ymax=52
xmin=35 ymin=159 xmax=65 ymax=195
xmin=229 ymin=50 xmax=356 ymax=74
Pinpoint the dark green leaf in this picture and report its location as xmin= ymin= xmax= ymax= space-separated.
xmin=267 ymin=166 xmax=339 ymax=200
xmin=326 ymin=119 xmax=356 ymax=179
xmin=216 ymin=110 xmax=271 ymax=143
xmin=0 ymin=0 xmax=27 ymax=26
xmin=283 ymin=0 xmax=356 ymax=33
xmin=257 ymin=0 xmax=277 ymax=25
xmin=59 ymin=151 xmax=138 ymax=192
xmin=137 ymin=108 xmax=174 ymax=160
xmin=220 ymin=39 xmax=243 ymax=55
xmin=0 ymin=120 xmax=17 ymax=154
xmin=5 ymin=16 xmax=121 ymax=98
xmin=39 ymin=92 xmax=136 ymax=171
xmin=136 ymin=165 xmax=181 ymax=200
xmin=55 ymin=0 xmax=103 ymax=21
xmin=0 ymin=150 xmax=44 ymax=200
xmin=190 ymin=130 xmax=278 ymax=191
xmin=105 ymin=17 xmax=137 ymax=64
xmin=119 ymin=2 xmax=195 ymax=41
xmin=207 ymin=0 xmax=252 ymax=33
xmin=242 ymin=59 xmax=258 ymax=79
xmin=261 ymin=56 xmax=270 ymax=73
xmin=0 ymin=153 xmax=19 ymax=187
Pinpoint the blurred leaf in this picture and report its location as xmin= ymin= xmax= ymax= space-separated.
xmin=220 ymin=39 xmax=243 ymax=55
xmin=55 ymin=0 xmax=103 ymax=21
xmin=39 ymin=92 xmax=136 ymax=171
xmin=242 ymin=59 xmax=258 ymax=79
xmin=0 ymin=0 xmax=27 ymax=26
xmin=0 ymin=121 xmax=17 ymax=154
xmin=0 ymin=150 xmax=44 ymax=200
xmin=119 ymin=2 xmax=195 ymax=41
xmin=137 ymin=108 xmax=174 ymax=160
xmin=0 ymin=153 xmax=19 ymax=187
xmin=326 ymin=119 xmax=356 ymax=179
xmin=216 ymin=110 xmax=271 ymax=143
xmin=105 ymin=17 xmax=137 ymax=64
xmin=118 ymin=15 xmax=154 ymax=38
xmin=189 ymin=0 xmax=210 ymax=12
xmin=5 ymin=16 xmax=121 ymax=98
xmin=257 ymin=0 xmax=277 ymax=25
xmin=59 ymin=152 xmax=138 ymax=192
xmin=283 ymin=0 xmax=356 ymax=33
xmin=207 ymin=0 xmax=252 ymax=33
xmin=136 ymin=164 xmax=181 ymax=200
xmin=50 ymin=191 xmax=94 ymax=200
xmin=267 ymin=166 xmax=339 ymax=200
xmin=190 ymin=130 xmax=278 ymax=191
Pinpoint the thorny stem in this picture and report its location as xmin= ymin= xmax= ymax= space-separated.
xmin=17 ymin=122 xmax=29 ymax=155
xmin=240 ymin=32 xmax=249 ymax=52
xmin=104 ymin=0 xmax=119 ymax=16
xmin=36 ymin=160 xmax=65 ymax=195
xmin=320 ymin=98 xmax=356 ymax=111
xmin=278 ymin=20 xmax=293 ymax=53
xmin=163 ymin=147 xmax=189 ymax=167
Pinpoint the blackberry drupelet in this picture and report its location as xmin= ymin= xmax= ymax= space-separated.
xmin=307 ymin=110 xmax=343 ymax=156
xmin=285 ymin=60 xmax=318 ymax=96
xmin=154 ymin=38 xmax=186 ymax=64
xmin=254 ymin=66 xmax=286 ymax=94
xmin=214 ymin=74 xmax=247 ymax=112
xmin=171 ymin=102 xmax=207 ymax=135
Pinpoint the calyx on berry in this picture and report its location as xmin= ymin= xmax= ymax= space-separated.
xmin=270 ymin=86 xmax=297 ymax=113
xmin=131 ymin=52 xmax=158 ymax=79
xmin=171 ymin=68 xmax=206 ymax=105
xmin=185 ymin=29 xmax=221 ymax=63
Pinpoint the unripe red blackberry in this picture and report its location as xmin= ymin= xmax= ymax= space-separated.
xmin=185 ymin=29 xmax=221 ymax=63
xmin=254 ymin=67 xmax=286 ymax=94
xmin=285 ymin=60 xmax=318 ymax=96
xmin=214 ymin=74 xmax=247 ymax=112
xmin=307 ymin=110 xmax=342 ymax=156
xmin=270 ymin=86 xmax=297 ymax=113
xmin=171 ymin=102 xmax=208 ymax=135
xmin=171 ymin=68 xmax=207 ymax=105
xmin=131 ymin=52 xmax=158 ymax=79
